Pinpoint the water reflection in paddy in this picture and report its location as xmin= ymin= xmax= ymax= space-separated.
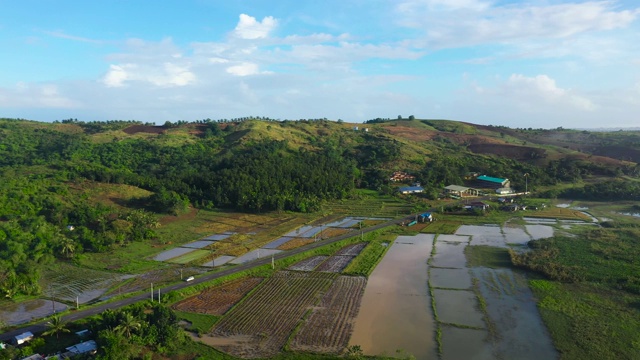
xmin=350 ymin=234 xmax=437 ymax=359
xmin=0 ymin=299 xmax=68 ymax=326
xmin=430 ymin=268 xmax=471 ymax=289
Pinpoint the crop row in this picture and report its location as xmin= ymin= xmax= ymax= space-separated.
xmin=173 ymin=277 xmax=263 ymax=315
xmin=288 ymin=256 xmax=329 ymax=271
xmin=289 ymin=276 xmax=367 ymax=353
xmin=211 ymin=271 xmax=336 ymax=358
xmin=316 ymin=256 xmax=354 ymax=273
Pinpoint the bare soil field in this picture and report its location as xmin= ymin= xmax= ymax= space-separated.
xmin=122 ymin=124 xmax=166 ymax=134
xmin=173 ymin=277 xmax=263 ymax=315
xmin=210 ymin=271 xmax=336 ymax=358
xmin=316 ymin=256 xmax=353 ymax=273
xmin=289 ymin=276 xmax=367 ymax=354
xmin=288 ymin=256 xmax=329 ymax=271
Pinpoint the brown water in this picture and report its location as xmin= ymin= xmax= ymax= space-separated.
xmin=349 ymin=234 xmax=437 ymax=359
xmin=471 ymin=268 xmax=558 ymax=360
xmin=430 ymin=268 xmax=472 ymax=289
xmin=433 ymin=289 xmax=485 ymax=328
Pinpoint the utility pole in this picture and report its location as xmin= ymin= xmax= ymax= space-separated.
xmin=151 ymin=283 xmax=153 ymax=302
xmin=272 ymin=255 xmax=275 ymax=269
xmin=524 ymin=173 xmax=529 ymax=196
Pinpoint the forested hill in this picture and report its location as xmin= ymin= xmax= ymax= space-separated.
xmin=1 ymin=116 xmax=639 ymax=298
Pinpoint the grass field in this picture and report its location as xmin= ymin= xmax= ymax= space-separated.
xmin=168 ymin=249 xmax=211 ymax=264
xmin=421 ymin=221 xmax=461 ymax=234
xmin=513 ymin=223 xmax=640 ymax=359
xmin=174 ymin=311 xmax=220 ymax=334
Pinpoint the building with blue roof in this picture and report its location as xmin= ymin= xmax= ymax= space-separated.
xmin=398 ymin=186 xmax=424 ymax=194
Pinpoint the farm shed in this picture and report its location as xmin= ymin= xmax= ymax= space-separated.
xmin=496 ymin=187 xmax=514 ymax=195
xmin=419 ymin=213 xmax=433 ymax=222
xmin=444 ymin=185 xmax=479 ymax=197
xmin=476 ymin=175 xmax=510 ymax=189
xmin=398 ymin=186 xmax=424 ymax=194
xmin=65 ymin=340 xmax=97 ymax=355
xmin=13 ymin=331 xmax=34 ymax=345
xmin=466 ymin=201 xmax=490 ymax=211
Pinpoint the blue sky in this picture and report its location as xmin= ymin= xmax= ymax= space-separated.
xmin=1 ymin=0 xmax=639 ymax=128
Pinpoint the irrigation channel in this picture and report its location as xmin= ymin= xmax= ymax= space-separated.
xmin=0 ymin=216 xmax=407 ymax=342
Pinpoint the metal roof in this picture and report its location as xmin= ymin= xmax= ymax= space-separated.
xmin=444 ymin=185 xmax=470 ymax=191
xmin=477 ymin=175 xmax=507 ymax=184
xmin=66 ymin=340 xmax=97 ymax=354
xmin=399 ymin=186 xmax=424 ymax=191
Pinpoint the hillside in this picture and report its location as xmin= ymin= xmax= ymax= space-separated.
xmin=1 ymin=116 xmax=639 ymax=301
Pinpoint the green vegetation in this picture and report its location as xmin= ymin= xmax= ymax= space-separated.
xmin=465 ymin=246 xmax=513 ymax=268
xmin=421 ymin=221 xmax=461 ymax=234
xmin=174 ymin=311 xmax=219 ymax=334
xmin=512 ymin=223 xmax=640 ymax=359
xmin=529 ymin=280 xmax=640 ymax=360
xmin=343 ymin=232 xmax=395 ymax=276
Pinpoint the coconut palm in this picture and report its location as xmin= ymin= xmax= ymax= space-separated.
xmin=114 ymin=312 xmax=141 ymax=337
xmin=43 ymin=314 xmax=70 ymax=339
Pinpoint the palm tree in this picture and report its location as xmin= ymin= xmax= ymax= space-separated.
xmin=43 ymin=314 xmax=70 ymax=339
xmin=114 ymin=312 xmax=141 ymax=337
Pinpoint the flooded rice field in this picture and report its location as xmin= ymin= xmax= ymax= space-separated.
xmin=471 ymin=268 xmax=557 ymax=359
xmin=456 ymin=224 xmax=506 ymax=247
xmin=229 ymin=249 xmax=281 ymax=264
xmin=351 ymin=222 xmax=557 ymax=359
xmin=350 ymin=234 xmax=437 ymax=359
xmin=0 ymin=299 xmax=68 ymax=326
xmin=201 ymin=255 xmax=236 ymax=267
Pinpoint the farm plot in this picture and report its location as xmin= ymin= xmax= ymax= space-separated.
xmin=173 ymin=277 xmax=263 ymax=315
xmin=211 ymin=271 xmax=337 ymax=359
xmin=335 ymin=243 xmax=367 ymax=256
xmin=154 ymin=247 xmax=195 ymax=262
xmin=288 ymin=256 xmax=329 ymax=271
xmin=318 ymin=227 xmax=350 ymax=239
xmin=40 ymin=264 xmax=123 ymax=303
xmin=289 ymin=276 xmax=367 ymax=354
xmin=277 ymin=238 xmax=314 ymax=250
xmin=263 ymin=236 xmax=295 ymax=249
xmin=202 ymin=234 xmax=232 ymax=241
xmin=168 ymin=249 xmax=210 ymax=264
xmin=181 ymin=240 xmax=216 ymax=249
xmin=316 ymin=256 xmax=354 ymax=273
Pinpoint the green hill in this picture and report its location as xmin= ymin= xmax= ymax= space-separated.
xmin=1 ymin=116 xmax=639 ymax=299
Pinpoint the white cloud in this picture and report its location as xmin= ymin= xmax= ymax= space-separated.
xmin=234 ymin=14 xmax=277 ymax=39
xmin=503 ymin=74 xmax=595 ymax=111
xmin=103 ymin=64 xmax=132 ymax=87
xmin=0 ymin=83 xmax=79 ymax=108
xmin=102 ymin=62 xmax=195 ymax=88
xmin=226 ymin=62 xmax=262 ymax=76
xmin=398 ymin=1 xmax=640 ymax=48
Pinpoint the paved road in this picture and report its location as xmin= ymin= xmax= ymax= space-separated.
xmin=0 ymin=216 xmax=409 ymax=342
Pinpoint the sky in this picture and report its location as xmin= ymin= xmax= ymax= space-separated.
xmin=1 ymin=0 xmax=639 ymax=128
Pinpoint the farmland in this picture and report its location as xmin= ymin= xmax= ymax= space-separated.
xmin=211 ymin=271 xmax=337 ymax=358
xmin=173 ymin=277 xmax=263 ymax=315
xmin=289 ymin=276 xmax=367 ymax=354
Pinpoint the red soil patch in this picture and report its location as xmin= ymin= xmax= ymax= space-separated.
xmin=123 ymin=125 xmax=166 ymax=134
xmin=173 ymin=277 xmax=263 ymax=315
xmin=159 ymin=207 xmax=198 ymax=225
xmin=468 ymin=143 xmax=547 ymax=161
